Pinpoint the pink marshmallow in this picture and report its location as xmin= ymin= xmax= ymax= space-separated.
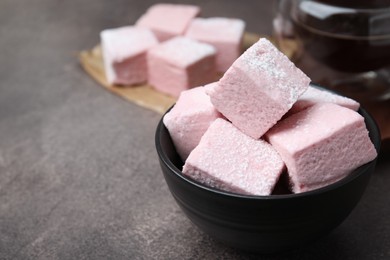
xmin=289 ymin=85 xmax=360 ymax=114
xmin=185 ymin=17 xmax=245 ymax=72
xmin=206 ymin=38 xmax=310 ymax=139
xmin=100 ymin=26 xmax=158 ymax=85
xmin=136 ymin=3 xmax=200 ymax=42
xmin=148 ymin=36 xmax=216 ymax=97
xmin=183 ymin=118 xmax=285 ymax=196
xmin=266 ymin=103 xmax=377 ymax=193
xmin=163 ymin=85 xmax=222 ymax=161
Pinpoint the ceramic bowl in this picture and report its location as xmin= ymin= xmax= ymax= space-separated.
xmin=155 ymin=86 xmax=381 ymax=253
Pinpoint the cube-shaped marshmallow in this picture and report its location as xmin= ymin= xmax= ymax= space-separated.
xmin=206 ymin=38 xmax=310 ymax=139
xmin=136 ymin=3 xmax=200 ymax=42
xmin=163 ymin=85 xmax=222 ymax=161
xmin=148 ymin=37 xmax=216 ymax=97
xmin=183 ymin=118 xmax=285 ymax=196
xmin=266 ymin=103 xmax=377 ymax=193
xmin=100 ymin=26 xmax=158 ymax=85
xmin=185 ymin=17 xmax=245 ymax=72
xmin=289 ymin=85 xmax=360 ymax=114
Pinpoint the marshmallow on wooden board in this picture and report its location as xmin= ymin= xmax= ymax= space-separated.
xmin=148 ymin=37 xmax=216 ymax=97
xmin=185 ymin=17 xmax=245 ymax=72
xmin=136 ymin=3 xmax=200 ymax=42
xmin=100 ymin=26 xmax=158 ymax=85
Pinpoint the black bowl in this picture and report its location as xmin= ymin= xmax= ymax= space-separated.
xmin=155 ymin=85 xmax=381 ymax=253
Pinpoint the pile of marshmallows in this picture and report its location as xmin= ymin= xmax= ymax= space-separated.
xmin=100 ymin=3 xmax=377 ymax=195
xmin=100 ymin=3 xmax=245 ymax=97
xmin=164 ymin=38 xmax=377 ymax=195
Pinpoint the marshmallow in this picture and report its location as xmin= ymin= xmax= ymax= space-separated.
xmin=136 ymin=3 xmax=200 ymax=42
xmin=185 ymin=17 xmax=245 ymax=72
xmin=163 ymin=85 xmax=222 ymax=161
xmin=148 ymin=37 xmax=216 ymax=97
xmin=266 ymin=103 xmax=377 ymax=193
xmin=183 ymin=118 xmax=285 ymax=196
xmin=206 ymin=38 xmax=310 ymax=139
xmin=289 ymin=85 xmax=360 ymax=114
xmin=100 ymin=26 xmax=158 ymax=85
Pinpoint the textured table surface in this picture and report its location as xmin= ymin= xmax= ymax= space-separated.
xmin=0 ymin=1 xmax=389 ymax=259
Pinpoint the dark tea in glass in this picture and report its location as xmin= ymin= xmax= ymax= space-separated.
xmin=275 ymin=0 xmax=390 ymax=101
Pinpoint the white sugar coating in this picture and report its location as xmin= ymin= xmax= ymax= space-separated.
xmin=289 ymin=85 xmax=360 ymax=114
xmin=185 ymin=17 xmax=245 ymax=42
xmin=100 ymin=26 xmax=158 ymax=62
xmin=149 ymin=37 xmax=216 ymax=68
xmin=183 ymin=118 xmax=285 ymax=196
xmin=266 ymin=103 xmax=377 ymax=193
xmin=163 ymin=85 xmax=222 ymax=160
xmin=206 ymin=38 xmax=310 ymax=139
xmin=136 ymin=3 xmax=200 ymax=41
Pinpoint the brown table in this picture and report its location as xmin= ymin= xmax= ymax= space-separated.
xmin=0 ymin=1 xmax=389 ymax=259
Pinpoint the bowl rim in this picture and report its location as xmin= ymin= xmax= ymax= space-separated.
xmin=155 ymin=83 xmax=381 ymax=200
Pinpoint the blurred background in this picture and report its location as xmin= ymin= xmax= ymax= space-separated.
xmin=0 ymin=1 xmax=389 ymax=259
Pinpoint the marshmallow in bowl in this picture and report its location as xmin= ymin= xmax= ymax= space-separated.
xmin=100 ymin=26 xmax=158 ymax=85
xmin=148 ymin=37 xmax=216 ymax=97
xmin=289 ymin=85 xmax=360 ymax=114
xmin=183 ymin=118 xmax=285 ymax=196
xmin=206 ymin=38 xmax=310 ymax=139
xmin=266 ymin=103 xmax=377 ymax=193
xmin=163 ymin=85 xmax=222 ymax=161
